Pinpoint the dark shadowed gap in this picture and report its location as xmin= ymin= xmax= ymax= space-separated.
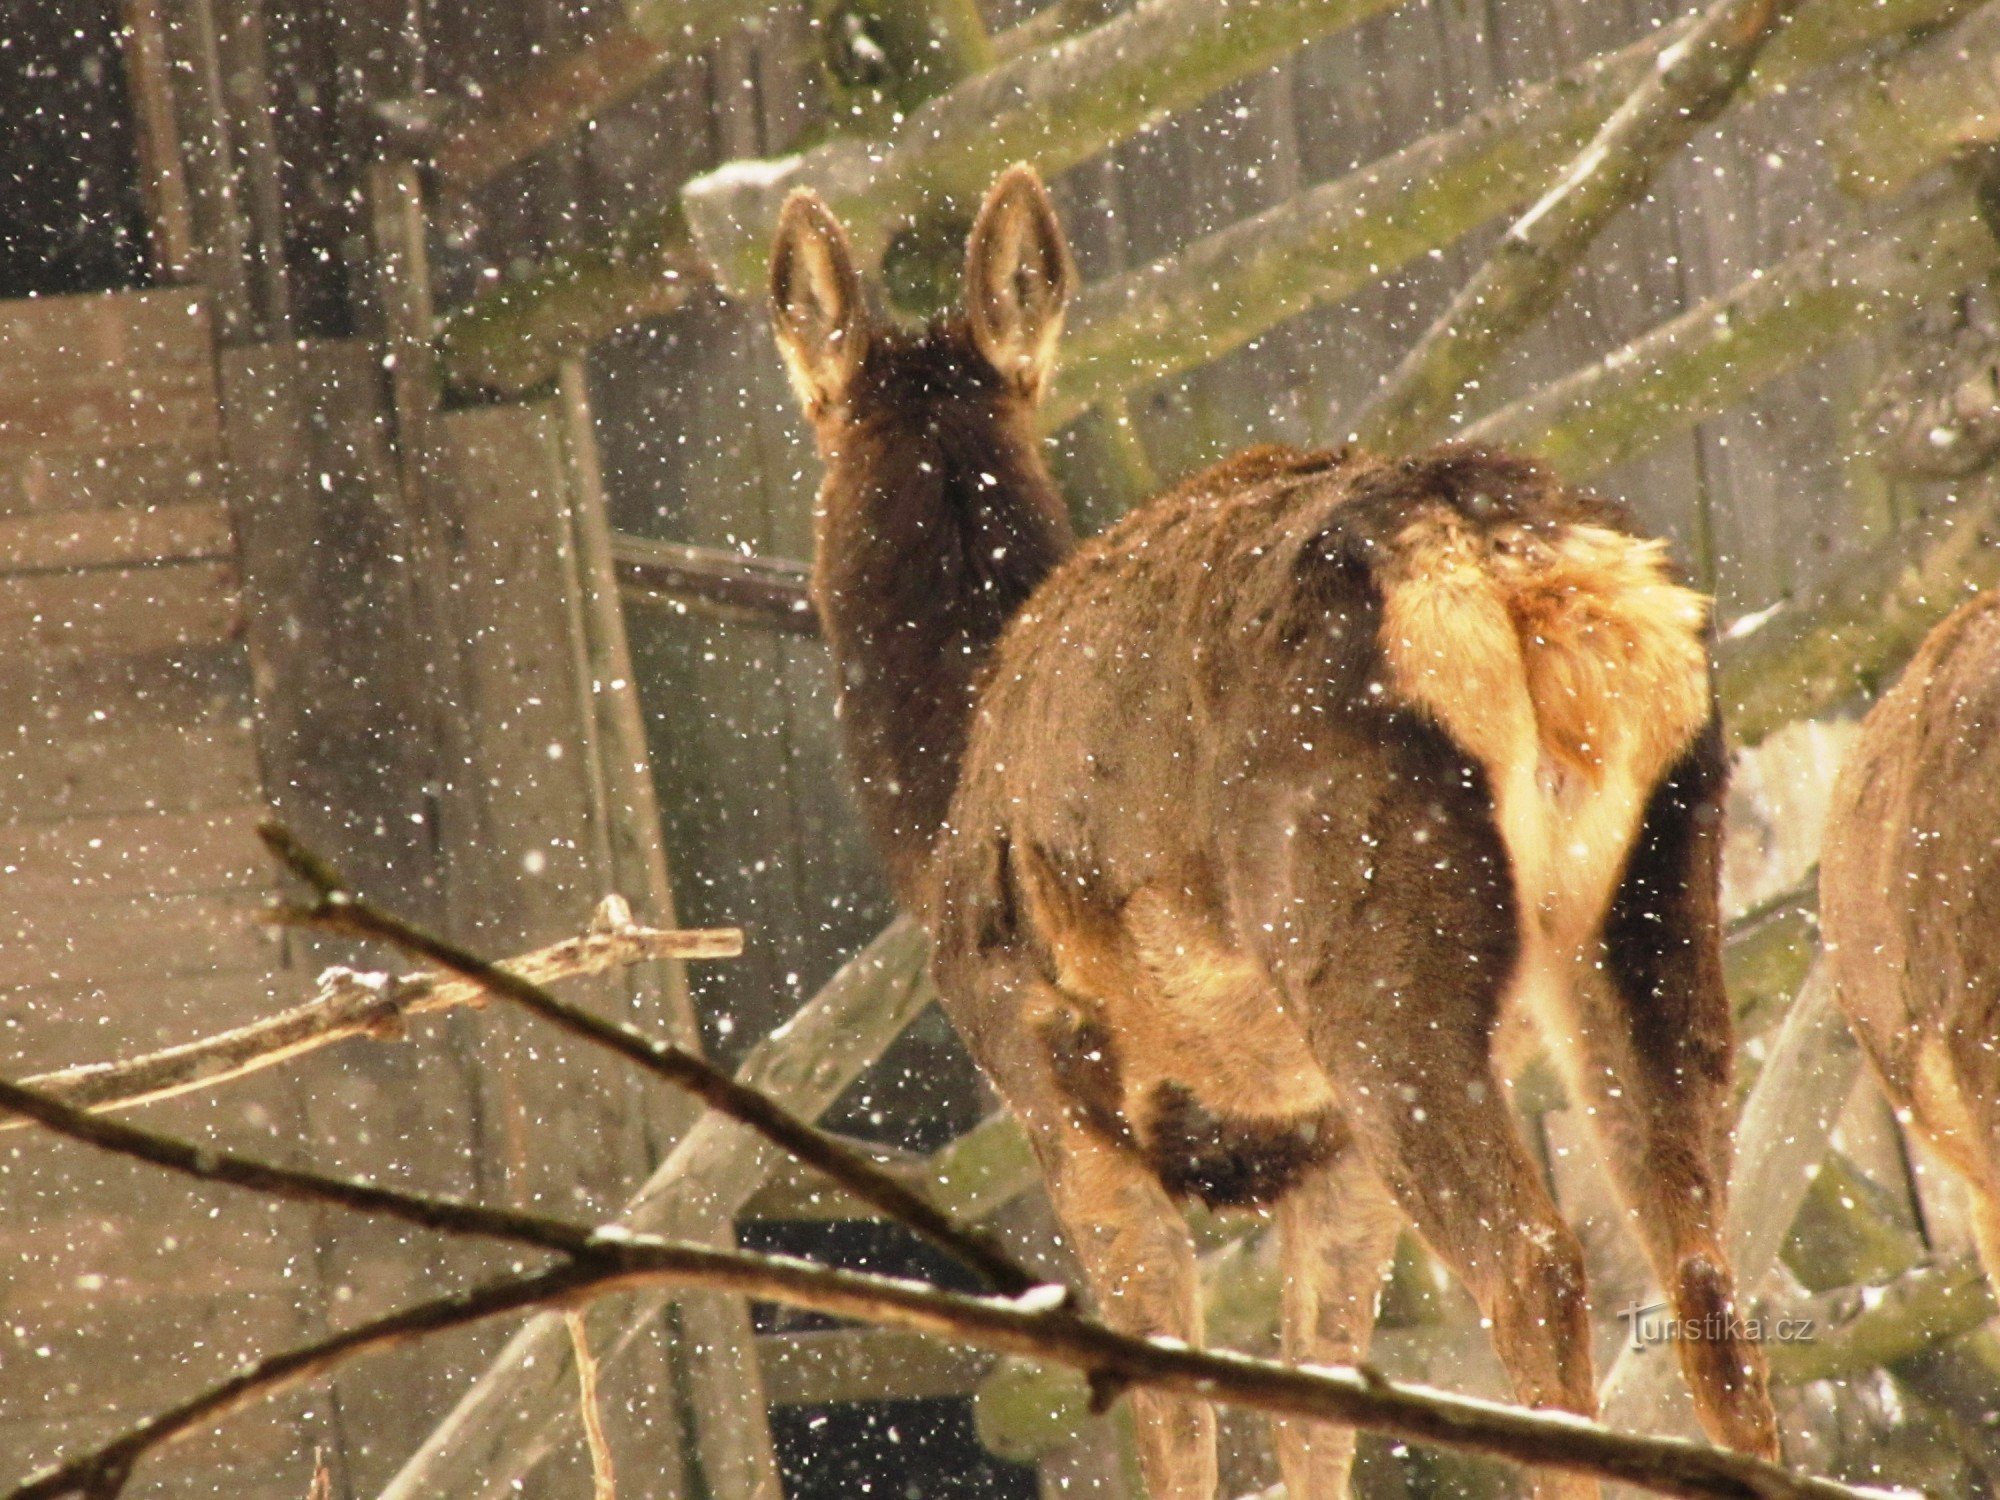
xmin=743 ymin=1221 xmax=1040 ymax=1500
xmin=0 ymin=0 xmax=149 ymax=298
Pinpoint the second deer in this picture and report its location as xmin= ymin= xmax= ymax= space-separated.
xmin=771 ymin=166 xmax=1780 ymax=1498
xmin=1821 ymin=591 xmax=2000 ymax=1309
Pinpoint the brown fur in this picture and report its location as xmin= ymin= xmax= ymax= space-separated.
xmin=792 ymin=307 xmax=1074 ymax=906
xmin=773 ymin=173 xmax=1778 ymax=1500
xmin=1822 ymin=590 xmax=2000 ymax=1296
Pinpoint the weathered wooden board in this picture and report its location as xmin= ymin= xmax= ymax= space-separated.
xmin=429 ymin=392 xmax=714 ymax=1500
xmin=0 ymin=804 xmax=266 ymax=910
xmin=0 ymin=967 xmax=292 ymax=1074
xmin=0 ymin=501 xmax=233 ymax=573
xmin=0 ymin=289 xmax=211 ymax=383
xmin=0 ymin=1394 xmax=323 ymax=1494
xmin=0 ymin=1065 xmax=331 ymax=1482
xmin=1 ymin=636 xmax=258 ymax=828
xmin=429 ymin=400 xmax=666 ymax=1207
xmin=0 ymin=890 xmax=277 ymax=997
xmin=0 ymin=439 xmax=220 ymax=519
xmin=0 ymin=715 xmax=260 ymax=823
xmin=221 ymin=340 xmax=444 ymax=910
xmin=0 ymin=560 xmax=239 ymax=660
xmin=0 ymin=369 xmax=220 ymax=458
xmin=219 ymin=336 xmax=494 ymax=1500
xmin=0 ymin=290 xmax=220 ymax=463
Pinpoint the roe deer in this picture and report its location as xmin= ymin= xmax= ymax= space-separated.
xmin=1821 ymin=590 xmax=2000 ymax=1301
xmin=770 ymin=166 xmax=1780 ymax=1499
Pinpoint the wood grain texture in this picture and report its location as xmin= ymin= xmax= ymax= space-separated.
xmin=0 ymin=561 xmax=239 ymax=660
xmin=219 ymin=335 xmax=493 ymax=1498
xmin=0 ymin=502 xmax=235 ymax=573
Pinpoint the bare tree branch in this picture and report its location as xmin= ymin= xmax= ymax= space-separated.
xmin=437 ymin=0 xmax=1977 ymax=397
xmin=680 ymin=0 xmax=1410 ymax=301
xmin=0 ymin=895 xmax=739 ymax=1131
xmin=0 ymin=1066 xmax=1882 ymax=1500
xmin=1460 ymin=186 xmax=1997 ymax=480
xmin=259 ymin=822 xmax=1038 ymax=1297
xmin=1713 ymin=458 xmax=2000 ymax=746
xmin=376 ymin=917 xmax=935 ymax=1500
xmin=1351 ymin=0 xmax=1799 ymax=452
xmin=8 ymin=1264 xmax=607 ymax=1500
xmin=1043 ymin=0 xmax=1975 ymax=431
xmin=566 ymin=1312 xmax=620 ymax=1500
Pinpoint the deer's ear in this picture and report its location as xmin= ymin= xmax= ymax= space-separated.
xmin=770 ymin=189 xmax=870 ymax=413
xmin=964 ymin=164 xmax=1075 ymax=401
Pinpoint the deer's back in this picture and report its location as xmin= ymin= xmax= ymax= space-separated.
xmin=947 ymin=445 xmax=1709 ymax=918
xmin=1823 ymin=591 xmax=2000 ymax=1148
xmin=934 ymin=447 xmax=1714 ymax=1183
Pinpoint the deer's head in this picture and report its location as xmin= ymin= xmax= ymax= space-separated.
xmin=769 ymin=163 xmax=1076 ymax=460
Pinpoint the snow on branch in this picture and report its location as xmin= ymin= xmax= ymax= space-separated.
xmin=0 ymin=894 xmax=740 ymax=1131
xmin=1351 ymin=0 xmax=1799 ymax=452
xmin=0 ymin=1058 xmax=1880 ymax=1500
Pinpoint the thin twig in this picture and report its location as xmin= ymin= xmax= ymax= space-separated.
xmin=0 ymin=1073 xmax=594 ymax=1256
xmin=1352 ymin=0 xmax=1800 ymax=452
xmin=257 ymin=821 xmax=1037 ymax=1298
xmin=0 ymin=1074 xmax=1877 ymax=1500
xmin=0 ymin=895 xmax=739 ymax=1132
xmin=565 ymin=1313 xmax=619 ymax=1500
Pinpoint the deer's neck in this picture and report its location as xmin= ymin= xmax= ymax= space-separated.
xmin=813 ymin=413 xmax=1073 ymax=905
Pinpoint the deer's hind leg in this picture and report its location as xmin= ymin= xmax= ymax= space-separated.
xmin=1234 ymin=748 xmax=1599 ymax=1500
xmin=1564 ymin=730 xmax=1779 ymax=1459
xmin=935 ymin=940 xmax=1218 ymax=1500
xmin=1273 ymin=1144 xmax=1402 ymax=1500
xmin=1036 ymin=1106 xmax=1215 ymax=1500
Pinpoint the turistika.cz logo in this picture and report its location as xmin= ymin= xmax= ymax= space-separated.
xmin=1615 ymin=1301 xmax=1815 ymax=1350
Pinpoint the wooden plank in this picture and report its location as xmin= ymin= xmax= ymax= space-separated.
xmin=431 ymin=406 xmax=611 ymax=948
xmin=152 ymin=0 xmax=257 ymax=337
xmin=611 ymin=532 xmax=816 ymax=634
xmin=0 ymin=890 xmax=277 ymax=999
xmin=0 ymin=366 xmax=220 ymax=457
xmin=0 ymin=440 xmax=220 ymax=520
xmin=595 ymin=305 xmax=795 ymax=1500
xmin=0 ymin=804 xmax=267 ymax=910
xmin=0 ymin=1204 xmax=307 ymax=1323
xmin=0 ymin=289 xmax=211 ymax=382
xmin=0 ymin=642 xmax=250 ymax=745
xmin=0 ymin=1392 xmax=322 ymax=1493
xmin=220 ymin=340 xmax=443 ymax=910
xmin=430 ymin=396 xmax=699 ymax=1500
xmin=0 ymin=501 xmax=235 ymax=573
xmin=553 ymin=364 xmax=700 ymax=1032
xmin=0 ymin=641 xmax=257 ymax=823
xmin=0 ymin=560 xmax=239 ymax=659
xmin=1 ymin=715 xmax=260 ymax=823
xmin=0 ymin=1075 xmax=325 ymax=1473
xmin=0 ymin=1288 xmax=310 ymax=1451
xmin=220 ymin=336 xmax=489 ymax=1500
xmin=0 ymin=968 xmax=290 ymax=1075
xmin=118 ymin=0 xmax=199 ymax=280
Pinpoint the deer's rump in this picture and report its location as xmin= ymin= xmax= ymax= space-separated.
xmin=933 ymin=445 xmax=1715 ymax=1206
